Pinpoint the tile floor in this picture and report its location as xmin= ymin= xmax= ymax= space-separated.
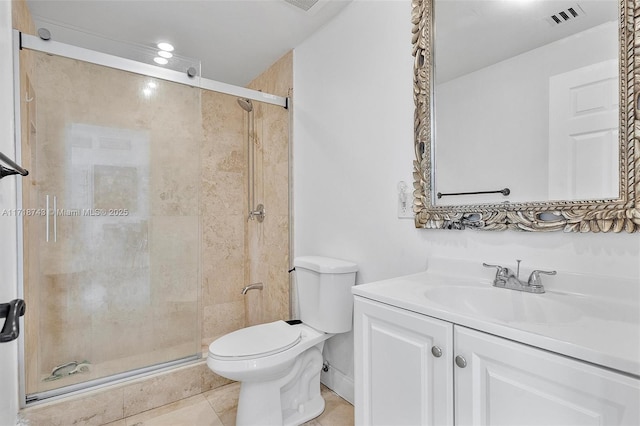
xmin=104 ymin=383 xmax=354 ymax=426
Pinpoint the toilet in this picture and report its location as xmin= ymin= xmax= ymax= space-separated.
xmin=207 ymin=256 xmax=358 ymax=426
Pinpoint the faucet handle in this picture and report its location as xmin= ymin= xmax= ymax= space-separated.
xmin=483 ymin=263 xmax=511 ymax=282
xmin=483 ymin=263 xmax=516 ymax=276
xmin=483 ymin=263 xmax=504 ymax=273
xmin=527 ymin=270 xmax=557 ymax=287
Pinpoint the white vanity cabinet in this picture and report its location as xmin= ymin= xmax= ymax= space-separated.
xmin=354 ymin=296 xmax=640 ymax=426
xmin=354 ymin=296 xmax=454 ymax=425
xmin=455 ymin=326 xmax=640 ymax=426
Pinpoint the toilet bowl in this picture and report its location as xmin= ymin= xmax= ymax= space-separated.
xmin=208 ymin=321 xmax=331 ymax=426
xmin=207 ymin=256 xmax=358 ymax=426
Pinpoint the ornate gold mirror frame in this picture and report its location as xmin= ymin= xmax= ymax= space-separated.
xmin=412 ymin=0 xmax=640 ymax=232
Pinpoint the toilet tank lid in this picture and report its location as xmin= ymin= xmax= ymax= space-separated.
xmin=294 ymin=256 xmax=358 ymax=274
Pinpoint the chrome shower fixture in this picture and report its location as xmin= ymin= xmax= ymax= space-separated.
xmin=238 ymin=97 xmax=265 ymax=222
xmin=237 ymin=98 xmax=253 ymax=112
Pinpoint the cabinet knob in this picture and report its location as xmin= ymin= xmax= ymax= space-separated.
xmin=455 ymin=355 xmax=467 ymax=368
xmin=431 ymin=346 xmax=442 ymax=358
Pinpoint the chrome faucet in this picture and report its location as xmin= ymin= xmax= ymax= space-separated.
xmin=241 ymin=282 xmax=263 ymax=294
xmin=482 ymin=260 xmax=556 ymax=294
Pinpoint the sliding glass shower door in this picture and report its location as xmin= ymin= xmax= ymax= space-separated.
xmin=22 ymin=50 xmax=201 ymax=398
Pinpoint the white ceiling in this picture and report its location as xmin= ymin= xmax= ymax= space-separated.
xmin=25 ymin=0 xmax=619 ymax=87
xmin=26 ymin=0 xmax=353 ymax=86
xmin=436 ymin=0 xmax=618 ymax=83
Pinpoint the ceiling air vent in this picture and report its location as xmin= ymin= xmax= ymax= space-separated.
xmin=283 ymin=0 xmax=320 ymax=12
xmin=546 ymin=4 xmax=585 ymax=26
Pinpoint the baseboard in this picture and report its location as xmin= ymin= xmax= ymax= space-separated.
xmin=320 ymin=365 xmax=354 ymax=405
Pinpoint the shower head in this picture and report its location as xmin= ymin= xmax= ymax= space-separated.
xmin=237 ymin=98 xmax=253 ymax=112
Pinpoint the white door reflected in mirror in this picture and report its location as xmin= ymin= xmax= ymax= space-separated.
xmin=548 ymin=59 xmax=619 ymax=201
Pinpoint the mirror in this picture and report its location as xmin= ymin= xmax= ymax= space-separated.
xmin=435 ymin=0 xmax=619 ymax=205
xmin=411 ymin=0 xmax=640 ymax=232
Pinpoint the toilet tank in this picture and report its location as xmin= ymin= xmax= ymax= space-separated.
xmin=294 ymin=256 xmax=358 ymax=334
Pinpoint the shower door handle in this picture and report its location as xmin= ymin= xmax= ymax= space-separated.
xmin=46 ymin=194 xmax=50 ymax=242
xmin=0 ymin=299 xmax=26 ymax=343
xmin=53 ymin=195 xmax=57 ymax=242
xmin=45 ymin=195 xmax=57 ymax=243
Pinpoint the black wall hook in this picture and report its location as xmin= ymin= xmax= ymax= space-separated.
xmin=0 ymin=299 xmax=26 ymax=343
xmin=0 ymin=151 xmax=29 ymax=180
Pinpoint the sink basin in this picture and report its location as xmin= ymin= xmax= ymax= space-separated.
xmin=424 ymin=285 xmax=583 ymax=324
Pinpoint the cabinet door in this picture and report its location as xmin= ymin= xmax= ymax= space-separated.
xmin=354 ymin=297 xmax=454 ymax=426
xmin=454 ymin=326 xmax=640 ymax=426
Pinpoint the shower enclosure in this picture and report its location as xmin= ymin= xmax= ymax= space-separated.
xmin=14 ymin=31 xmax=291 ymax=404
xmin=21 ymin=47 xmax=202 ymax=400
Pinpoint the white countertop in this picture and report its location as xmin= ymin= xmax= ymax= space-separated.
xmin=353 ymin=271 xmax=640 ymax=378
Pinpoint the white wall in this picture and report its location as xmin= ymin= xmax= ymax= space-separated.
xmin=436 ymin=21 xmax=617 ymax=205
xmin=293 ymin=0 xmax=640 ymax=403
xmin=0 ymin=1 xmax=21 ymax=423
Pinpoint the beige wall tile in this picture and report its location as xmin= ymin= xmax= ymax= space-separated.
xmin=243 ymin=284 xmax=264 ymax=328
xmin=149 ymin=216 xmax=200 ymax=304
xmin=201 ymin=171 xmax=245 ymax=217
xmin=124 ymin=394 xmax=222 ymax=426
xmin=200 ymin=363 xmax=233 ymax=393
xmin=21 ymin=387 xmax=124 ymax=426
xmin=202 ymin=301 xmax=245 ymax=346
xmin=247 ymin=51 xmax=293 ymax=98
xmin=201 ymin=214 xmax=246 ymax=313
xmin=12 ymin=0 xmax=36 ymax=34
xmin=202 ymin=215 xmax=245 ymax=264
xmin=199 ymin=92 xmax=246 ymax=333
xmin=202 ymin=255 xmax=245 ymax=306
xmin=122 ymin=366 xmax=202 ymax=417
xmin=103 ymin=420 xmax=127 ymax=426
xmin=244 ymin=52 xmax=292 ymax=325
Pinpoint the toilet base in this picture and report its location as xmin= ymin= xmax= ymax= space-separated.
xmin=235 ymin=344 xmax=326 ymax=426
xmin=281 ymin=393 xmax=325 ymax=426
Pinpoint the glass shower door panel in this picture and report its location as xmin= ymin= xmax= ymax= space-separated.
xmin=26 ymin=51 xmax=201 ymax=395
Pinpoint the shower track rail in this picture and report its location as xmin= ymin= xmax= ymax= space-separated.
xmin=25 ymin=355 xmax=200 ymax=405
xmin=16 ymin=30 xmax=288 ymax=109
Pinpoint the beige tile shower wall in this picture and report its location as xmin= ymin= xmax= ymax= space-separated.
xmin=12 ymin=0 xmax=35 ymax=35
xmin=200 ymin=90 xmax=248 ymax=348
xmin=245 ymin=51 xmax=293 ymax=325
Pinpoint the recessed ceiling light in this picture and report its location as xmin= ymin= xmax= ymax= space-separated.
xmin=154 ymin=57 xmax=168 ymax=65
xmin=157 ymin=50 xmax=173 ymax=59
xmin=157 ymin=42 xmax=174 ymax=52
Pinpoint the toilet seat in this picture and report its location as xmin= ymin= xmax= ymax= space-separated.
xmin=209 ymin=320 xmax=302 ymax=360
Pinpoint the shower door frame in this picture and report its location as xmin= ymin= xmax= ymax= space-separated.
xmin=12 ymin=29 xmax=289 ymax=407
xmin=17 ymin=31 xmax=288 ymax=107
